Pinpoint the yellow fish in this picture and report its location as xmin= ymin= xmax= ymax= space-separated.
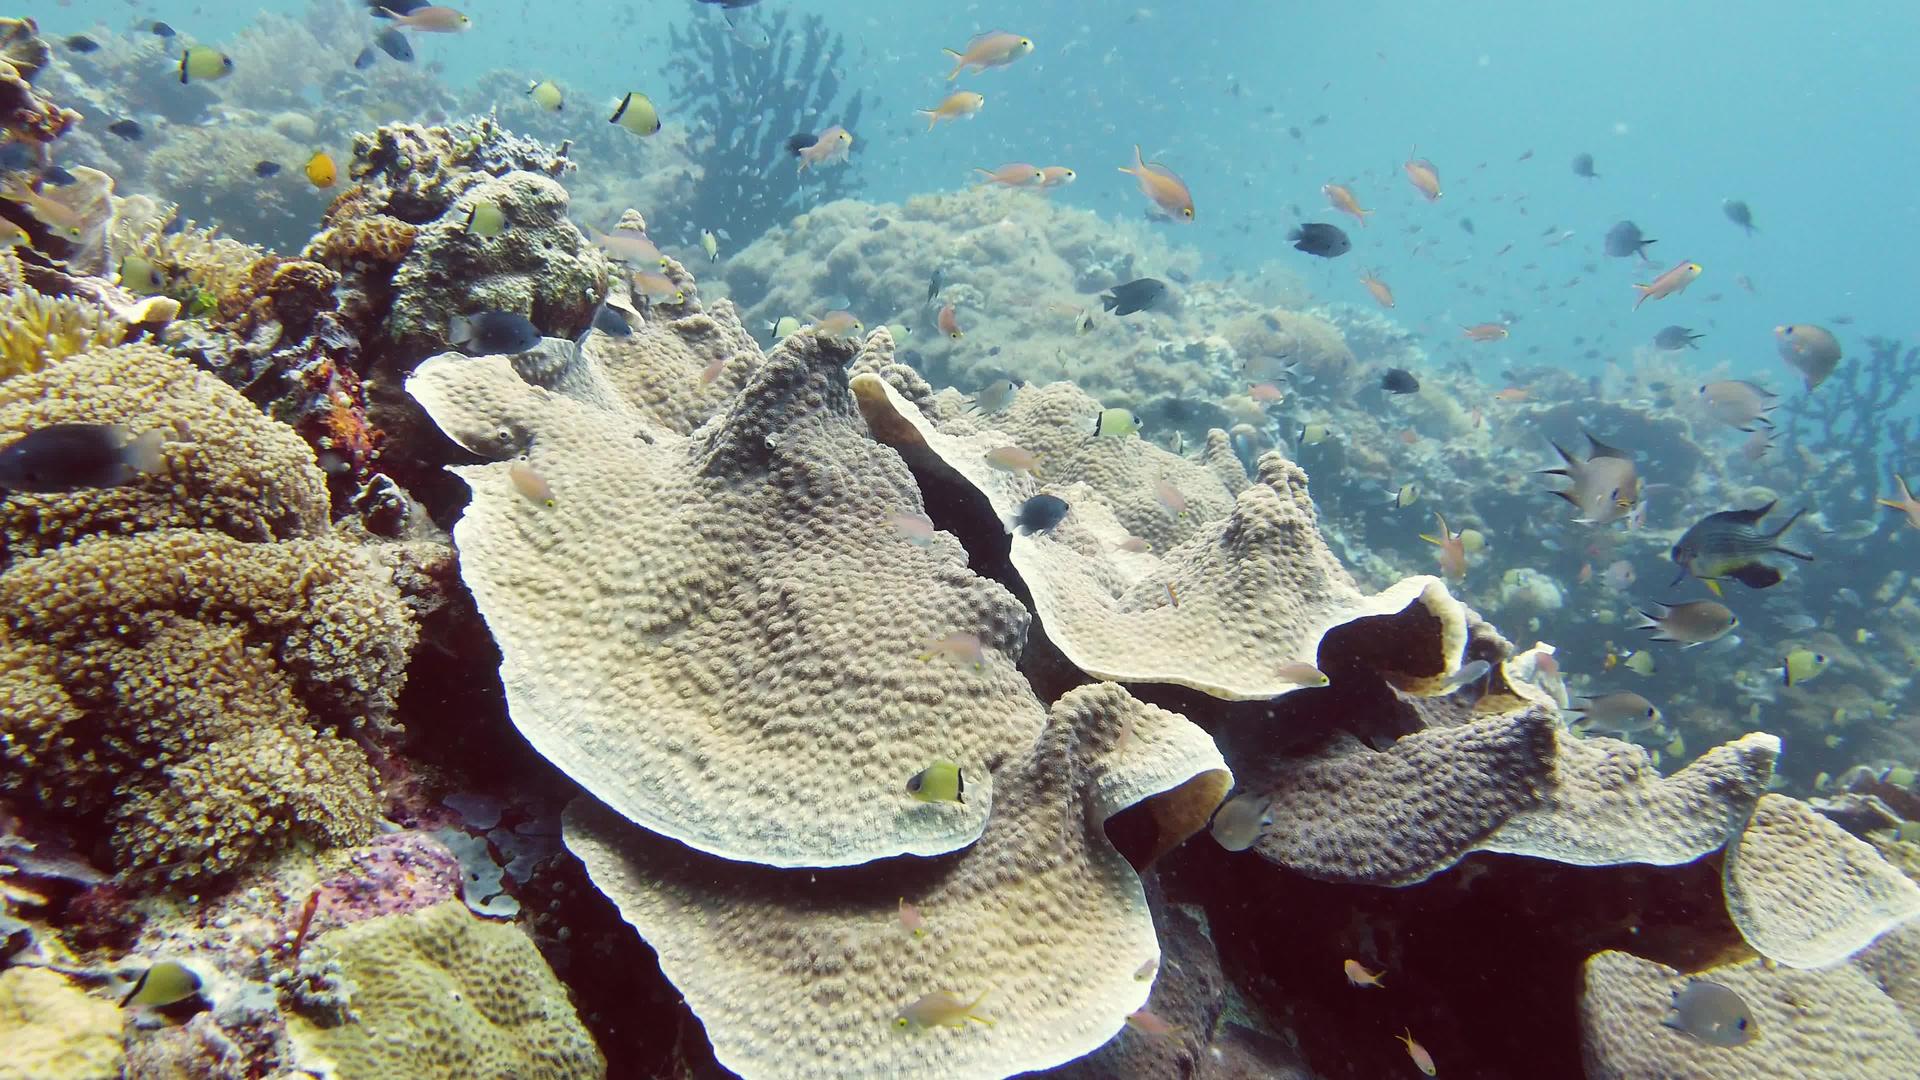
xmin=304 ymin=151 xmax=337 ymax=189
xmin=1118 ymin=144 xmax=1194 ymax=221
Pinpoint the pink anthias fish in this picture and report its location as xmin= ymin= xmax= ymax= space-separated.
xmin=1403 ymin=152 xmax=1443 ymax=201
xmin=917 ymin=91 xmax=985 ymax=130
xmin=942 ymin=30 xmax=1034 ymax=80
xmin=1124 ymin=1008 xmax=1183 ymax=1038
xmin=897 ymin=897 xmax=927 ymax=937
xmin=1419 ymin=511 xmax=1468 ymax=580
xmin=984 ymin=445 xmax=1041 ymax=476
xmin=974 ymin=162 xmax=1045 ymax=188
xmin=1154 ymin=478 xmax=1188 ymax=518
xmin=795 ymin=126 xmax=854 ymax=172
xmin=1036 ymin=166 xmax=1078 ymax=189
xmin=918 ymin=632 xmax=987 ymax=669
xmin=1323 ymin=182 xmax=1372 ymax=227
xmin=1632 ymin=261 xmax=1703 ymax=310
xmin=1344 ymin=959 xmax=1385 ymax=988
xmin=378 ymin=5 xmax=470 ymax=31
xmin=1360 ymin=270 xmax=1395 ymax=309
xmin=1396 ymin=1029 xmax=1437 ymax=1076
xmin=888 ymin=511 xmax=937 ymax=546
xmin=1118 ymin=145 xmax=1195 ymax=221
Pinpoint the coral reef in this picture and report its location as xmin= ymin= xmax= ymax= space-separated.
xmin=0 ymin=345 xmax=416 ymax=883
xmin=285 ymin=899 xmax=604 ymax=1079
xmin=664 ymin=6 xmax=869 ymax=248
xmin=0 ymin=966 xmax=123 ymax=1080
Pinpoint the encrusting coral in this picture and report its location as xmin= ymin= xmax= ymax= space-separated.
xmin=285 ymin=899 xmax=604 ymax=1080
xmin=0 ymin=345 xmax=416 ymax=883
xmin=0 ymin=966 xmax=124 ymax=1080
xmin=564 ymin=682 xmax=1227 ymax=1080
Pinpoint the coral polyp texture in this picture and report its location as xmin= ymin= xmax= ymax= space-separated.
xmin=0 ymin=346 xmax=415 ymax=883
xmin=563 ymin=682 xmax=1228 ymax=1080
xmin=0 ymin=966 xmax=124 ymax=1080
xmin=285 ymin=900 xmax=604 ymax=1080
xmin=407 ymin=315 xmax=1049 ymax=868
xmin=1581 ymin=949 xmax=1920 ymax=1079
xmin=1722 ymin=792 xmax=1920 ymax=968
xmin=852 ymin=371 xmax=1470 ymax=699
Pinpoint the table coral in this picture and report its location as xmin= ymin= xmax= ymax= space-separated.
xmin=563 ymin=682 xmax=1227 ymax=1080
xmin=0 ymin=346 xmax=416 ymax=884
xmin=285 ymin=899 xmax=604 ymax=1080
xmin=407 ymin=319 xmax=1045 ymax=868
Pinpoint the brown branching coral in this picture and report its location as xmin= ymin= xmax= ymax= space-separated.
xmin=0 ymin=346 xmax=416 ymax=885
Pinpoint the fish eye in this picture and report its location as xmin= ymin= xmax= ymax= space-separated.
xmin=894 ymin=1017 xmax=910 ymax=1029
xmin=1182 ymin=208 xmax=1194 ymax=219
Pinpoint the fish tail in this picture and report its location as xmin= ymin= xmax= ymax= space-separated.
xmin=943 ymin=49 xmax=965 ymax=80
xmin=121 ymin=428 xmax=166 ymax=475
xmin=916 ymin=110 xmax=938 ymax=132
xmin=1631 ymin=285 xmax=1651 ymax=310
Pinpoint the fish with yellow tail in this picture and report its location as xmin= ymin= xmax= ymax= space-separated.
xmin=1669 ymin=500 xmax=1811 ymax=592
xmin=1403 ymin=151 xmax=1443 ymax=201
xmin=1344 ymin=959 xmax=1385 ymax=988
xmin=904 ymin=760 xmax=965 ymax=803
xmin=1632 ymin=260 xmax=1702 ymax=309
xmin=941 ymin=30 xmax=1033 ymax=79
xmin=1322 ymin=182 xmax=1371 ymax=226
xmin=792 ymin=126 xmax=854 ymax=171
xmin=1119 ymin=145 xmax=1195 ymax=221
xmin=1419 ymin=511 xmax=1469 ymax=580
xmin=916 ymin=91 xmax=984 ymax=130
xmin=1395 ymin=1028 xmax=1437 ymax=1075
xmin=1782 ymin=649 xmax=1830 ymax=687
xmin=1878 ymin=476 xmax=1920 ymax=530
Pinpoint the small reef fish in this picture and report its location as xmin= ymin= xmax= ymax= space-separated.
xmin=589 ymin=302 xmax=632 ymax=338
xmin=1380 ymin=368 xmax=1420 ymax=394
xmin=1493 ymin=387 xmax=1531 ymax=403
xmin=120 ymin=960 xmax=201 ymax=1009
xmin=1116 ymin=536 xmax=1152 ymax=553
xmin=1395 ymin=1028 xmax=1437 ymax=1076
xmin=969 ymin=379 xmax=1019 ymax=414
xmin=1288 ymin=223 xmax=1350 ymax=258
xmin=1632 ymin=261 xmax=1702 ymax=309
xmin=0 ymin=423 xmax=165 ymax=494
xmin=6 ymin=182 xmax=87 ymax=242
xmin=1101 ymin=277 xmax=1167 ymax=316
xmin=896 ymin=988 xmax=993 ymax=1031
xmin=905 ymin=760 xmax=966 ymax=802
xmin=810 ymin=311 xmax=864 ymax=339
xmin=253 ymin=160 xmax=283 ymax=179
xmin=375 ymin=26 xmax=415 ymax=62
xmin=1653 ymin=325 xmax=1704 ymax=350
xmin=1571 ymin=152 xmax=1599 ymax=179
xmin=1124 ymin=1009 xmax=1181 ymax=1038
xmin=1439 ymin=659 xmax=1492 ymax=696
xmin=1012 ymin=493 xmax=1069 ymax=535
xmin=1389 ymin=482 xmax=1420 ymax=509
xmin=1209 ymin=792 xmax=1271 ymax=852
xmin=1670 ymin=501 xmax=1811 ymax=592
xmin=1322 ymin=182 xmax=1371 ymax=227
xmin=1360 ymin=270 xmax=1395 ymax=308
xmin=1420 ymin=512 xmax=1469 ymax=579
xmin=1633 ymin=600 xmax=1739 ymax=648
xmin=631 ymin=270 xmax=684 ymax=304
xmin=1877 ymin=476 xmax=1920 ymax=529
xmin=1461 ymin=322 xmax=1509 ymax=342
xmin=1119 ymin=145 xmax=1195 ymax=221
xmin=917 ymin=92 xmax=986 ymax=130
xmin=1571 ymin=691 xmax=1662 ymax=735
xmin=527 ymin=80 xmax=564 ymax=112
xmin=1603 ymin=220 xmax=1656 ymax=260
xmin=1037 ymin=166 xmax=1077 ymax=188
xmin=609 ymin=92 xmax=661 ymax=136
xmin=1343 ymin=959 xmax=1385 ymax=988
xmin=1722 ymin=199 xmax=1758 ymax=235
xmin=1539 ymin=432 xmax=1639 ymax=526
xmin=1601 ymin=560 xmax=1636 ymax=590
xmin=700 ymin=228 xmax=719 ymax=262
xmin=699 ymin=356 xmax=726 ymax=385
xmin=1662 ymin=979 xmax=1756 ymax=1047
xmin=794 ymin=126 xmax=854 ymax=171
xmin=1782 ymin=649 xmax=1830 ymax=687
xmin=1275 ymin=662 xmax=1329 ymax=687
xmin=304 ymin=151 xmax=337 ymax=189
xmin=918 ymin=634 xmax=986 ymax=670
xmin=764 ymin=315 xmax=802 ymax=342
xmin=1091 ymin=408 xmax=1142 ymax=439
xmin=889 ymin=511 xmax=937 ymax=546
xmin=1403 ymin=153 xmax=1443 ymax=201
xmin=590 ymin=226 xmax=662 ymax=265
xmin=151 ymin=22 xmax=177 ymax=39
xmin=1775 ymin=324 xmax=1842 ymax=389
xmin=1154 ymin=478 xmax=1188 ymax=519
xmin=937 ymin=303 xmax=964 ymax=339
xmin=465 ymin=200 xmax=508 ymax=237
xmin=179 ymin=46 xmax=234 ymax=84
xmin=507 ymin=462 xmax=554 ymax=507
xmin=897 ymin=897 xmax=927 ymax=937
xmin=106 ymin=119 xmax=144 ymax=142
xmin=64 ymin=35 xmax=100 ymax=53
xmin=448 ymin=311 xmax=541 ymax=355
xmin=1298 ymin=423 xmax=1330 ymax=446
xmin=1248 ymin=382 xmax=1286 ymax=404
xmin=984 ymin=445 xmax=1041 ymax=475
xmin=378 ymin=5 xmax=471 ymax=31
xmin=942 ymin=30 xmax=1034 ymax=79
xmin=117 ymin=254 xmax=168 ymax=295
xmin=1697 ymin=380 xmax=1776 ymax=431
xmin=974 ymin=162 xmax=1045 ymax=188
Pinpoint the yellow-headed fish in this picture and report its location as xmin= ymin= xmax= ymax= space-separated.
xmin=609 ymin=92 xmax=660 ymax=136
xmin=178 ymin=46 xmax=233 ymax=84
xmin=1118 ymin=144 xmax=1194 ymax=221
xmin=941 ymin=30 xmax=1033 ymax=80
xmin=916 ymin=91 xmax=984 ymax=131
xmin=1344 ymin=959 xmax=1385 ymax=988
xmin=527 ymin=79 xmax=564 ymax=111
xmin=1632 ymin=261 xmax=1702 ymax=309
xmin=905 ymin=760 xmax=965 ymax=803
xmin=303 ymin=150 xmax=337 ymax=189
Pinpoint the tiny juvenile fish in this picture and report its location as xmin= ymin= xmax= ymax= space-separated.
xmin=1125 ymin=1008 xmax=1181 ymax=1038
xmin=897 ymin=897 xmax=927 ymax=936
xmin=918 ymin=634 xmax=986 ymax=670
xmin=905 ymin=760 xmax=966 ymax=803
xmin=1275 ymin=661 xmax=1329 ymax=687
xmin=1662 ymin=978 xmax=1756 ymax=1047
xmin=888 ymin=511 xmax=937 ymax=546
xmin=507 ymin=462 xmax=554 ymax=507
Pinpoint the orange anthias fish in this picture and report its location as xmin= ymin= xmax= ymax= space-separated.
xmin=795 ymin=126 xmax=854 ymax=172
xmin=1632 ymin=261 xmax=1703 ymax=309
xmin=1118 ymin=145 xmax=1195 ymax=221
xmin=1343 ymin=959 xmax=1385 ymax=988
xmin=1461 ymin=322 xmax=1509 ymax=342
xmin=1493 ymin=387 xmax=1531 ymax=403
xmin=916 ymin=91 xmax=985 ymax=130
xmin=1403 ymin=152 xmax=1443 ymax=201
xmin=1396 ymin=1029 xmax=1437 ymax=1076
xmin=1036 ymin=165 xmax=1077 ymax=188
xmin=1360 ymin=270 xmax=1395 ymax=308
xmin=378 ymin=5 xmax=471 ymax=32
xmin=1323 ymin=182 xmax=1372 ymax=227
xmin=1125 ymin=1008 xmax=1183 ymax=1038
xmin=1878 ymin=476 xmax=1920 ymax=530
xmin=1420 ymin=511 xmax=1469 ymax=579
xmin=973 ymin=162 xmax=1044 ymax=188
xmin=942 ymin=30 xmax=1034 ymax=80
xmin=937 ymin=303 xmax=964 ymax=339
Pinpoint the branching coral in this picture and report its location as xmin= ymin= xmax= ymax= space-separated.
xmin=664 ymin=6 xmax=869 ymax=247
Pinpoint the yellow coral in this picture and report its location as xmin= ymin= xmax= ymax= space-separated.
xmin=0 ymin=286 xmax=126 ymax=380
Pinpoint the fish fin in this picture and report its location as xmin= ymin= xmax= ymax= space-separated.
xmin=1418 ymin=533 xmax=1440 ymax=546
xmin=1670 ymin=567 xmax=1689 ymax=588
xmin=1725 ymin=564 xmax=1781 ymax=589
xmin=1775 ymin=546 xmax=1814 ymax=562
xmin=1584 ymin=431 xmax=1631 ymax=460
xmin=1723 ymin=500 xmax=1777 ymax=524
xmin=1704 ymin=578 xmax=1725 ymax=596
xmin=121 ymin=428 xmax=166 ymax=475
xmin=1767 ymin=505 xmax=1806 ymax=539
